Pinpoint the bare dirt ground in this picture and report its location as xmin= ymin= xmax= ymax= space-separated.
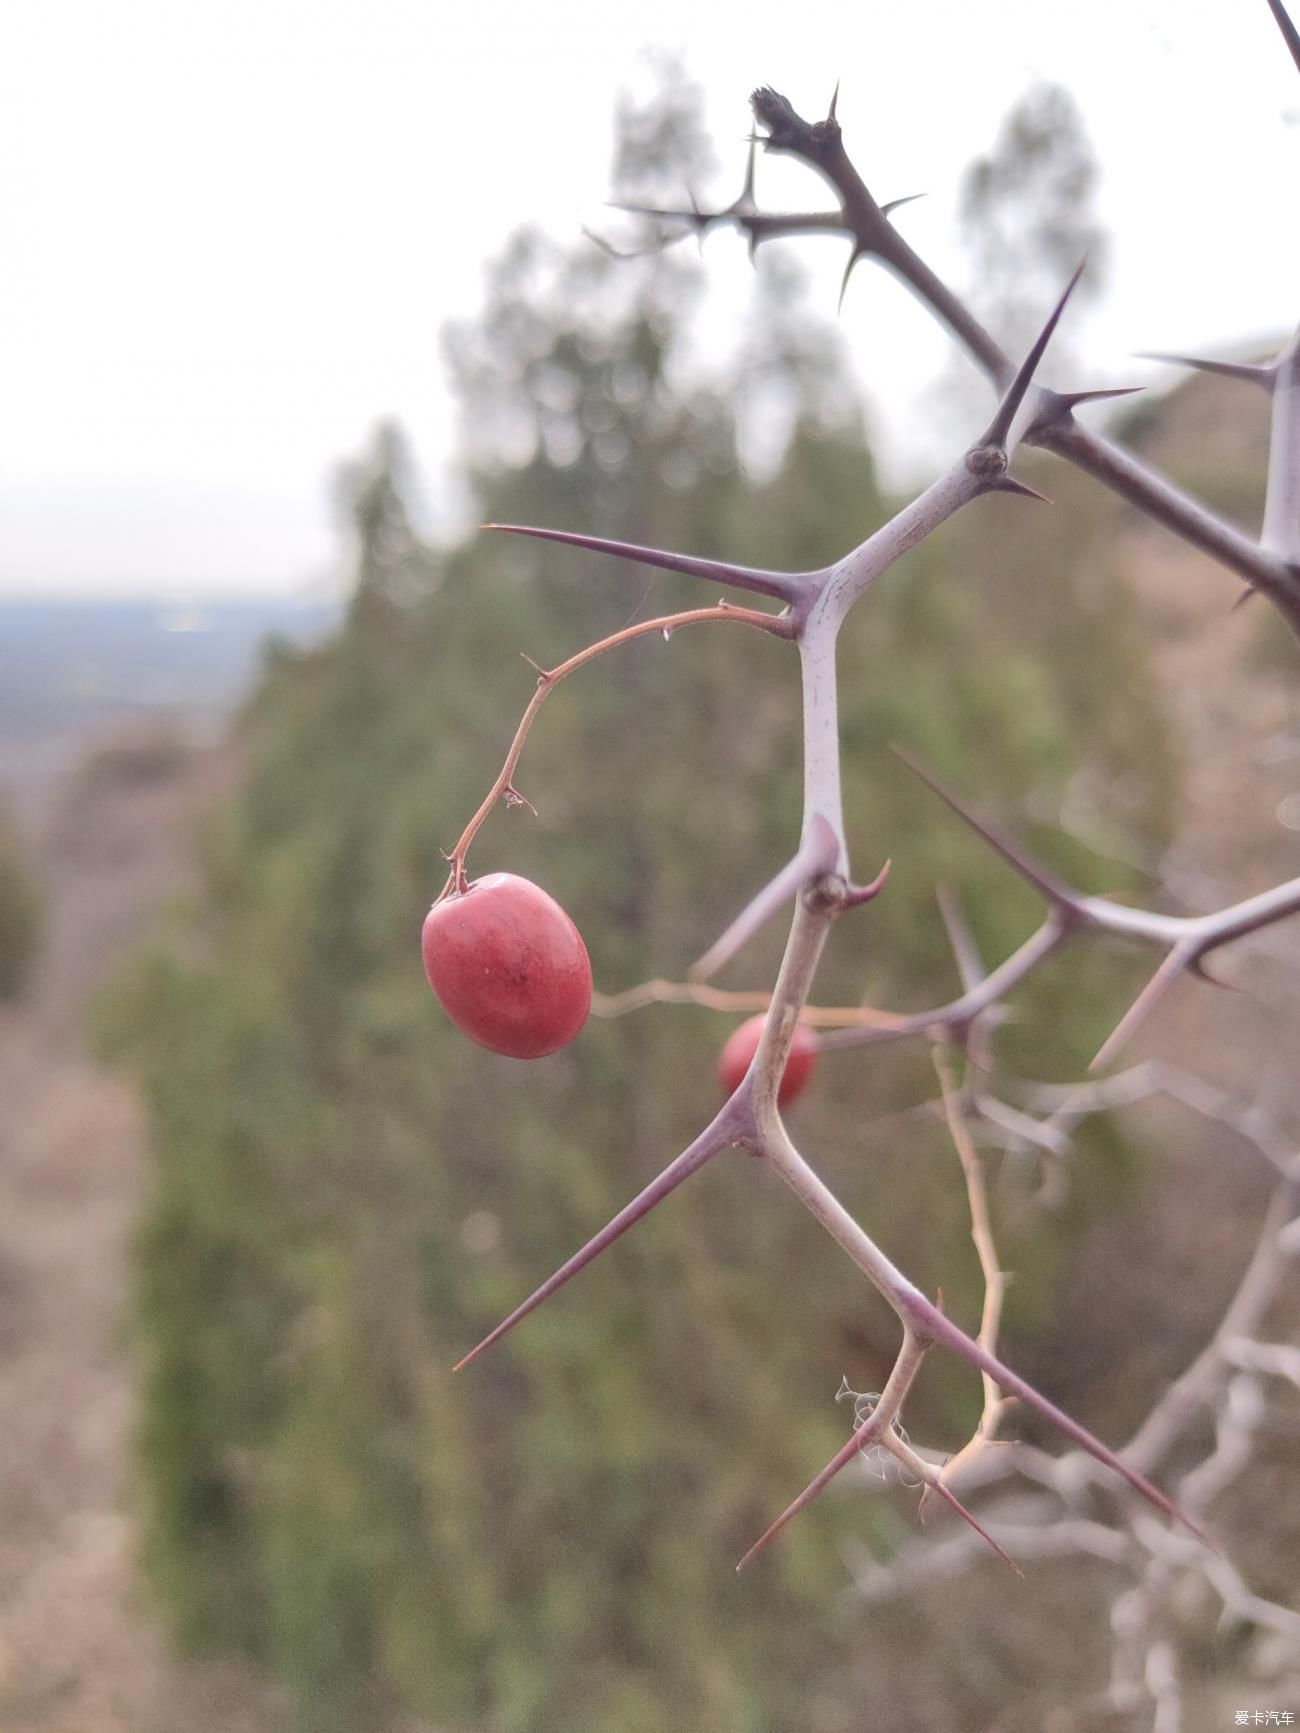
xmin=0 ymin=728 xmax=286 ymax=1732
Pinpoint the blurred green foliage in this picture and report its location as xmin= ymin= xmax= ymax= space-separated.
xmin=104 ymin=87 xmax=1179 ymax=1733
xmin=0 ymin=799 xmax=42 ymax=1000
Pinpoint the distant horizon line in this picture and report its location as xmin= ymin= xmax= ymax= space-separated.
xmin=0 ymin=590 xmax=339 ymax=607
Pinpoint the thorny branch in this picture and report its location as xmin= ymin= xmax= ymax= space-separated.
xmin=452 ymin=279 xmax=1202 ymax=1555
xmin=846 ymin=1155 xmax=1300 ymax=1721
xmin=446 ymin=0 xmax=1300 ymax=1685
xmin=819 ymin=752 xmax=1300 ymax=1069
xmin=613 ymin=55 xmax=1300 ymax=630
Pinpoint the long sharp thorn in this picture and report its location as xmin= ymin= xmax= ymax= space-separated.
xmin=1056 ymin=385 xmax=1145 ymax=409
xmin=736 ymin=1425 xmax=876 ymax=1572
xmin=837 ymin=247 xmax=864 ymax=314
xmin=931 ymin=1479 xmax=1022 ymax=1573
xmin=604 ymin=201 xmax=702 ymax=227
xmin=881 ymin=192 xmax=925 ymax=219
xmin=976 ymin=261 xmax=1087 ymax=452
xmin=911 ymin=1296 xmax=1210 ymax=1544
xmin=739 ymin=1425 xmax=1024 ymax=1575
xmin=936 ymin=883 xmax=986 ymax=994
xmin=826 ymin=80 xmax=840 ymax=124
xmin=891 ymin=746 xmax=1080 ymax=912
xmin=1265 ymin=0 xmax=1300 ymax=75
xmin=1138 ymin=352 xmax=1276 ymax=391
xmin=691 ymin=816 xmax=840 ymax=983
xmin=483 ymin=523 xmax=814 ymax=605
xmin=454 ymin=1133 xmax=723 ymax=1372
xmin=987 ymin=475 xmax=1050 ymax=503
xmin=739 ymin=137 xmax=757 ymax=205
xmin=1090 ymin=950 xmax=1190 ymax=1073
xmin=584 ymin=226 xmax=658 ymax=261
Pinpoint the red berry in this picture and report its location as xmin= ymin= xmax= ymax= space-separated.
xmin=422 ymin=873 xmax=592 ymax=1059
xmin=718 ymin=1014 xmax=817 ymax=1107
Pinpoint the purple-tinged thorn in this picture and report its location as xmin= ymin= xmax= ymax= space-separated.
xmin=454 ymin=1129 xmax=726 ymax=1372
xmin=1061 ymin=386 xmax=1145 ymax=407
xmin=1089 ymin=949 xmax=1190 ymax=1073
xmin=1264 ymin=0 xmax=1300 ymax=77
xmin=482 ymin=522 xmax=813 ymax=608
xmin=985 ymin=475 xmax=1051 ymax=504
xmin=881 ymin=192 xmax=926 ymax=220
xmin=931 ymin=1478 xmax=1022 ymax=1573
xmin=736 ymin=1424 xmax=877 ymax=1572
xmin=891 ymin=747 xmax=1081 ymax=915
xmin=1139 ymin=352 xmax=1275 ymax=392
xmin=843 ymin=858 xmax=891 ymax=907
xmin=975 ymin=261 xmax=1087 ymax=454
xmin=837 ymin=246 xmax=866 ymax=313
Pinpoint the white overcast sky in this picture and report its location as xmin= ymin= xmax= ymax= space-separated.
xmin=1 ymin=0 xmax=1296 ymax=598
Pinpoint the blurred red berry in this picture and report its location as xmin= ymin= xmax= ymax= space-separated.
xmin=718 ymin=1014 xmax=817 ymax=1106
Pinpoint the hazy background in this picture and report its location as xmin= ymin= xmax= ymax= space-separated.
xmin=2 ymin=5 xmax=1299 ymax=1732
xmin=3 ymin=0 xmax=1297 ymax=597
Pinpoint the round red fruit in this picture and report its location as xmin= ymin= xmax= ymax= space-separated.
xmin=718 ymin=1014 xmax=817 ymax=1107
xmin=422 ymin=873 xmax=592 ymax=1059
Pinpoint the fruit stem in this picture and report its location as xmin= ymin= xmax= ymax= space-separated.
xmin=436 ymin=603 xmax=792 ymax=900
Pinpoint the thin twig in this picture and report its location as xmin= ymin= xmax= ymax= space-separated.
xmin=437 ymin=602 xmax=791 ymax=896
xmin=932 ymin=1044 xmax=1011 ymax=1484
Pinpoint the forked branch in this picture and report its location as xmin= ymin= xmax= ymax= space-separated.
xmin=450 ymin=13 xmax=1300 ymax=1592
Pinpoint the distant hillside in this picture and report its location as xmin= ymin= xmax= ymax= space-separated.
xmin=0 ymin=598 xmax=337 ymax=738
xmin=1112 ymin=364 xmax=1298 ymax=897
